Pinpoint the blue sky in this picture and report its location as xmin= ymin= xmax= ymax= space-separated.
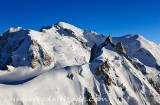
xmin=0 ymin=0 xmax=160 ymax=44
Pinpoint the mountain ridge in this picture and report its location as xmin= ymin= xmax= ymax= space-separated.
xmin=0 ymin=22 xmax=160 ymax=105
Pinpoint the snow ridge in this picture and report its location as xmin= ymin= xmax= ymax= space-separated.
xmin=0 ymin=22 xmax=160 ymax=105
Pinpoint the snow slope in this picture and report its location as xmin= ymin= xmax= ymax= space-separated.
xmin=0 ymin=22 xmax=160 ymax=105
xmin=113 ymin=35 xmax=160 ymax=68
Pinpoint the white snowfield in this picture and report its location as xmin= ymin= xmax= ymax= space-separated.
xmin=0 ymin=22 xmax=160 ymax=105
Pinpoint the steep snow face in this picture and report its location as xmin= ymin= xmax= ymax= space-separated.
xmin=113 ymin=35 xmax=160 ymax=68
xmin=0 ymin=22 xmax=160 ymax=105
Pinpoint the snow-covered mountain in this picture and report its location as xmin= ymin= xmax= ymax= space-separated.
xmin=0 ymin=22 xmax=160 ymax=105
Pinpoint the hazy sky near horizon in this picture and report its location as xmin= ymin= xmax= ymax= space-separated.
xmin=0 ymin=0 xmax=160 ymax=44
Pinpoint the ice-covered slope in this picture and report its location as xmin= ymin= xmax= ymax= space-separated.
xmin=0 ymin=22 xmax=160 ymax=105
xmin=113 ymin=35 xmax=160 ymax=69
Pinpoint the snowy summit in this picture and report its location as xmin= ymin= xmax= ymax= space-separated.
xmin=0 ymin=22 xmax=160 ymax=105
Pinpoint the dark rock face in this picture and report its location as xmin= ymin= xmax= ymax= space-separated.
xmin=89 ymin=36 xmax=115 ymax=63
xmin=29 ymin=41 xmax=54 ymax=69
xmin=95 ymin=61 xmax=111 ymax=75
xmin=148 ymin=78 xmax=160 ymax=94
xmin=94 ymin=61 xmax=112 ymax=92
xmin=30 ymin=56 xmax=38 ymax=69
xmin=89 ymin=42 xmax=107 ymax=63
xmin=67 ymin=73 xmax=74 ymax=80
xmin=89 ymin=43 xmax=98 ymax=63
xmin=84 ymin=88 xmax=96 ymax=105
